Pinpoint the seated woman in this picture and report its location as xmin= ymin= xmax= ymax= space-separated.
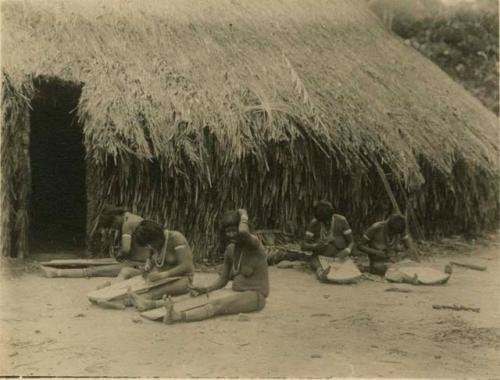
xmin=144 ymin=209 xmax=269 ymax=324
xmin=300 ymin=200 xmax=354 ymax=282
xmin=126 ymin=220 xmax=194 ymax=310
xmin=357 ymin=214 xmax=411 ymax=276
xmin=41 ymin=205 xmax=146 ymax=278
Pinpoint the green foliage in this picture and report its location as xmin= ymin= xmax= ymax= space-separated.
xmin=384 ymin=0 xmax=499 ymax=115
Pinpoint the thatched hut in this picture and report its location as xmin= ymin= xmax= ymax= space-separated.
xmin=1 ymin=0 xmax=498 ymax=259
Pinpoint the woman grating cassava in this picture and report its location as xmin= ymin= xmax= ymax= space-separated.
xmin=132 ymin=209 xmax=269 ymax=324
xmin=357 ymin=214 xmax=411 ymax=276
xmin=124 ymin=220 xmax=194 ymax=309
xmin=300 ymin=200 xmax=355 ymax=282
xmin=41 ymin=205 xmax=148 ymax=278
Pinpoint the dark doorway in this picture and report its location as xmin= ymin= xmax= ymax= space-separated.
xmin=29 ymin=78 xmax=86 ymax=253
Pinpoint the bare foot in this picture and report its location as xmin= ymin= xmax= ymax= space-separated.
xmin=162 ymin=295 xmax=182 ymax=324
xmin=317 ymin=266 xmax=331 ymax=282
xmin=96 ymin=281 xmax=111 ymax=290
xmin=122 ymin=297 xmax=133 ymax=307
xmin=127 ymin=287 xmax=154 ymax=312
xmin=40 ymin=265 xmax=58 ymax=278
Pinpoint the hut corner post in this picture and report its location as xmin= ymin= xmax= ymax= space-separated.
xmin=17 ymin=112 xmax=31 ymax=259
xmin=86 ymin=158 xmax=101 ymax=257
xmin=1 ymin=103 xmax=31 ymax=259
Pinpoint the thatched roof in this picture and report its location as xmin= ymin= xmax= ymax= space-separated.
xmin=1 ymin=0 xmax=498 ymax=257
xmin=3 ymin=0 xmax=497 ymax=179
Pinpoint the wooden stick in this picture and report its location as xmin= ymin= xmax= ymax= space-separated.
xmin=95 ymin=300 xmax=126 ymax=310
xmin=374 ymin=162 xmax=420 ymax=260
xmin=432 ymin=304 xmax=480 ymax=313
xmin=450 ymin=261 xmax=486 ymax=271
xmin=374 ymin=162 xmax=401 ymax=214
xmin=385 ymin=287 xmax=411 ymax=293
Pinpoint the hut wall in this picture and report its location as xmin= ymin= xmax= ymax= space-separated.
xmin=2 ymin=126 xmax=498 ymax=259
xmin=1 ymin=97 xmax=31 ymax=258
xmin=86 ymin=136 xmax=499 ymax=261
xmin=1 ymin=110 xmax=498 ymax=259
xmin=414 ymin=158 xmax=500 ymax=238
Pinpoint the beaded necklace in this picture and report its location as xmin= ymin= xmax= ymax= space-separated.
xmin=232 ymin=247 xmax=244 ymax=275
xmin=385 ymin=223 xmax=397 ymax=247
xmin=153 ymin=230 xmax=170 ymax=268
xmin=320 ymin=215 xmax=335 ymax=240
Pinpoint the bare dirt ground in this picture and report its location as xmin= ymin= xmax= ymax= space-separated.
xmin=1 ymin=237 xmax=499 ymax=378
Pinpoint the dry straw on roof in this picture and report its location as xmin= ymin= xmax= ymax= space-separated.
xmin=1 ymin=0 xmax=498 ymax=257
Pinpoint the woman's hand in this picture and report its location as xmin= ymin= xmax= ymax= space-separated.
xmin=315 ymin=240 xmax=330 ymax=252
xmin=143 ymin=258 xmax=152 ymax=272
xmin=146 ymin=271 xmax=163 ymax=283
xmin=337 ymin=247 xmax=352 ymax=259
xmin=188 ymin=285 xmax=208 ymax=297
xmin=388 ymin=251 xmax=400 ymax=263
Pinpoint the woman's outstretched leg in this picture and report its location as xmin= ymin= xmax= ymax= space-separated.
xmin=127 ymin=277 xmax=190 ymax=311
xmin=163 ymin=290 xmax=266 ymax=324
xmin=96 ymin=266 xmax=141 ymax=290
xmin=41 ymin=264 xmax=124 ymax=278
xmin=310 ymin=256 xmax=330 ymax=283
xmin=143 ymin=277 xmax=191 ymax=300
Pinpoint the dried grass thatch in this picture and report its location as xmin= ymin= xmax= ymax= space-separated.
xmin=1 ymin=0 xmax=498 ymax=258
